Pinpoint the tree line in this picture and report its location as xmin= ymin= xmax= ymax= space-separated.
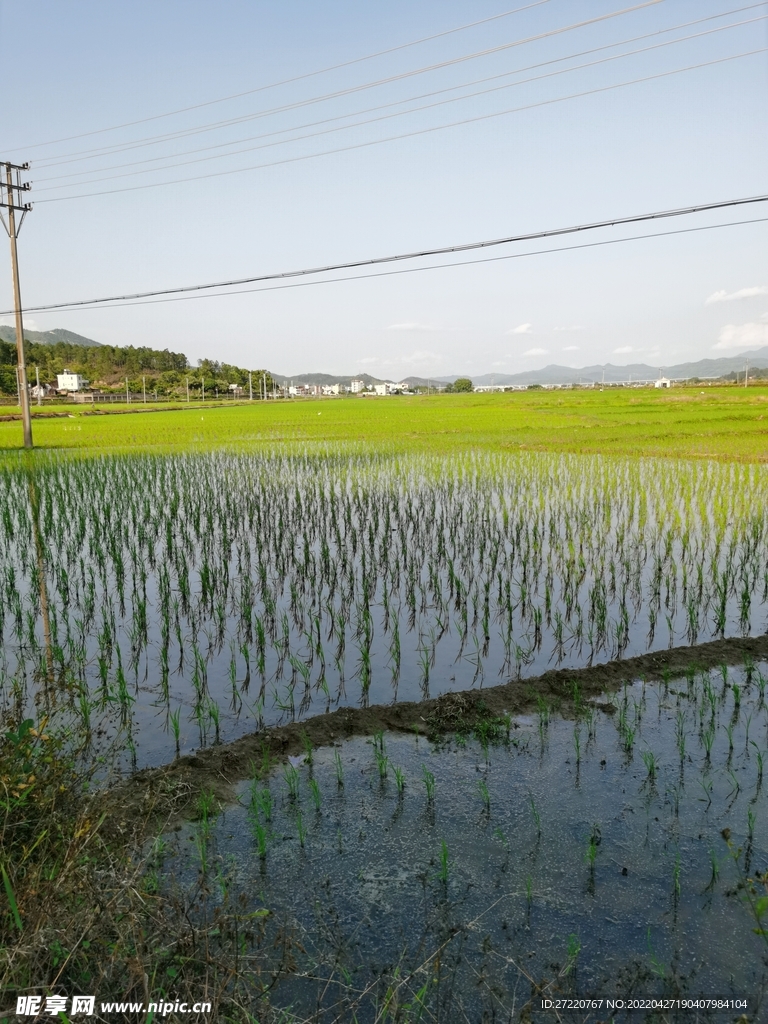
xmin=0 ymin=340 xmax=275 ymax=398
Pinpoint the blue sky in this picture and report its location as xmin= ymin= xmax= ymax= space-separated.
xmin=1 ymin=0 xmax=766 ymax=378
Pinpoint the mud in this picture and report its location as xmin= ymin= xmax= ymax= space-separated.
xmin=101 ymin=632 xmax=768 ymax=835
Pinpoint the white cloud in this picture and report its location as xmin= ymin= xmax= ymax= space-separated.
xmin=399 ymin=349 xmax=445 ymax=365
xmin=613 ymin=345 xmax=633 ymax=354
xmin=713 ymin=322 xmax=768 ymax=350
xmin=561 ymin=345 xmax=580 ymax=352
xmin=0 ymin=317 xmax=40 ymax=331
xmin=705 ymin=286 xmax=768 ymax=305
xmin=386 ymin=322 xmax=440 ymax=332
xmin=523 ymin=347 xmax=548 ymax=356
xmin=507 ymin=323 xmax=532 ymax=335
xmin=554 ymin=325 xmax=585 ymax=333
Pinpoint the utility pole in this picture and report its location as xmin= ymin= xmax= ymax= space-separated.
xmin=143 ymin=375 xmax=146 ymax=403
xmin=35 ymin=365 xmax=41 ymax=406
xmin=125 ymin=377 xmax=129 ymax=404
xmin=249 ymin=370 xmax=252 ymax=401
xmin=0 ymin=161 xmax=33 ymax=448
xmin=745 ymin=358 xmax=749 ymax=389
xmin=186 ymin=376 xmax=190 ymax=403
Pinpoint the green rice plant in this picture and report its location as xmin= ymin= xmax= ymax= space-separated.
xmin=309 ymin=777 xmax=322 ymax=811
xmin=170 ymin=706 xmax=181 ymax=754
xmin=208 ymin=697 xmax=221 ymax=743
xmin=421 ymin=764 xmax=435 ymax=802
xmin=333 ymin=747 xmax=344 ymax=788
xmin=641 ymin=749 xmax=658 ymax=781
xmin=374 ymin=747 xmax=389 ymax=780
xmin=196 ymin=789 xmax=218 ymax=841
xmin=300 ymin=730 xmax=313 ymax=766
xmin=564 ymin=934 xmax=581 ymax=976
xmin=296 ymin=809 xmax=306 ymax=848
xmin=702 ymin=727 xmax=715 ymax=761
xmin=394 ymin=765 xmax=405 ymax=794
xmin=283 ymin=762 xmax=300 ymax=802
xmin=585 ymin=824 xmax=601 ymax=871
xmin=250 ymin=782 xmax=273 ymax=823
xmin=752 ymin=743 xmax=764 ymax=782
xmin=251 ymin=819 xmax=268 ymax=859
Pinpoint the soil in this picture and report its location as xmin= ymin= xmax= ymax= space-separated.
xmin=101 ymin=632 xmax=768 ymax=836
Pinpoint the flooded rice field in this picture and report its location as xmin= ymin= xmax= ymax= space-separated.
xmin=163 ymin=661 xmax=767 ymax=1022
xmin=1 ymin=450 xmax=767 ymax=771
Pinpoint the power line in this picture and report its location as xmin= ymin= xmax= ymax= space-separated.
xmin=7 ymin=193 xmax=767 ymax=316
xmin=32 ymin=14 xmax=766 ymax=192
xmin=34 ymin=47 xmax=767 ymax=203
xmin=33 ymin=7 xmax=764 ymax=185
xmin=10 ymin=1 xmax=553 ymax=153
xmin=27 ymin=215 xmax=766 ymax=313
xmin=30 ymin=1 xmax=660 ymax=169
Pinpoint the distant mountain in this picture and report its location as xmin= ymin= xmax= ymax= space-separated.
xmin=434 ymin=349 xmax=768 ymax=387
xmin=272 ymin=371 xmax=390 ymax=386
xmin=0 ymin=326 xmax=101 ymax=347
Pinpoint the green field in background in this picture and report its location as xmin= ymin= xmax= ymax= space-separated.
xmin=1 ymin=388 xmax=767 ymax=460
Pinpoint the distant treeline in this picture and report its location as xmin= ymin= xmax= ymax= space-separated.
xmin=0 ymin=340 xmax=274 ymax=397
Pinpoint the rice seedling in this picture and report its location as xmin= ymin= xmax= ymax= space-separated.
xmin=374 ymin=747 xmax=389 ymax=780
xmin=421 ymin=765 xmax=435 ymax=802
xmin=394 ymin=765 xmax=405 ymax=795
xmin=333 ymin=748 xmax=344 ymax=788
xmin=642 ymin=749 xmax=658 ymax=781
xmin=296 ymin=809 xmax=306 ymax=848
xmin=170 ymin=706 xmax=181 ymax=754
xmin=437 ymin=840 xmax=450 ymax=885
xmin=2 ymin=448 xmax=768 ymax=801
xmin=309 ymin=777 xmax=322 ymax=811
xmin=284 ymin=763 xmax=300 ymax=802
xmin=585 ymin=824 xmax=601 ymax=872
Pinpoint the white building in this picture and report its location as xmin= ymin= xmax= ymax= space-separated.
xmin=350 ymin=379 xmax=365 ymax=393
xmin=56 ymin=370 xmax=89 ymax=392
xmin=654 ymin=377 xmax=671 ymax=389
xmin=374 ymin=383 xmax=388 ymax=396
xmin=322 ymin=383 xmax=344 ymax=395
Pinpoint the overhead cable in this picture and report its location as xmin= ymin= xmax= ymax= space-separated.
xmin=7 ymin=193 xmax=767 ymax=315
xmin=32 ymin=15 xmax=767 ymax=191
xmin=34 ymin=48 xmax=767 ymax=203
xmin=10 ymin=1 xmax=554 ymax=152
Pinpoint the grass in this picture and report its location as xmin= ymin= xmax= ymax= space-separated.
xmin=0 ymin=387 xmax=767 ymax=460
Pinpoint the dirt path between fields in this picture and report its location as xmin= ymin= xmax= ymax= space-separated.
xmin=103 ymin=633 xmax=768 ymax=835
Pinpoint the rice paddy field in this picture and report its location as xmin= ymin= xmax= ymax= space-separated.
xmin=1 ymin=392 xmax=767 ymax=1023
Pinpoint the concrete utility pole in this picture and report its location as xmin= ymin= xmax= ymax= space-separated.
xmin=249 ymin=370 xmax=253 ymax=401
xmin=745 ymin=358 xmax=749 ymax=389
xmin=0 ymin=161 xmax=33 ymax=448
xmin=186 ymin=376 xmax=190 ymax=402
xmin=35 ymin=365 xmax=41 ymax=406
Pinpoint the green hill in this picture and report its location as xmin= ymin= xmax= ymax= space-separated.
xmin=0 ymin=326 xmax=101 ymax=347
